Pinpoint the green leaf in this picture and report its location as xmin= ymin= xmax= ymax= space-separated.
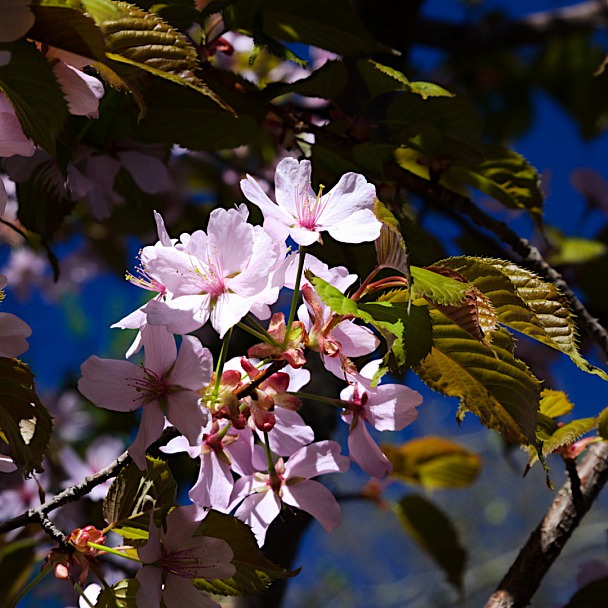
xmin=438 ymin=257 xmax=608 ymax=381
xmin=84 ymin=0 xmax=228 ymax=109
xmin=540 ymin=388 xmax=575 ymax=418
xmin=29 ymin=4 xmax=107 ymax=61
xmin=383 ymin=436 xmax=482 ymax=489
xmin=225 ymin=0 xmax=378 ymax=57
xmin=96 ymin=579 xmax=139 ymax=608
xmin=564 ymin=577 xmax=608 ymax=608
xmin=409 ymin=81 xmax=455 ymax=99
xmin=597 ymin=406 xmax=608 ymax=441
xmin=0 ymin=39 xmax=68 ymax=153
xmin=394 ymin=494 xmax=466 ymax=590
xmin=415 ymin=310 xmax=541 ymax=445
xmin=0 ymin=358 xmax=53 ymax=475
xmin=410 ymin=266 xmax=470 ymax=306
xmin=447 ymin=145 xmax=544 ymax=225
xmin=103 ymin=455 xmax=176 ymax=531
xmin=547 ymin=236 xmax=608 ymax=266
xmin=373 ymin=199 xmax=408 ymax=275
xmin=194 ymin=511 xmax=299 ymax=596
xmin=540 ymin=418 xmax=597 ymax=457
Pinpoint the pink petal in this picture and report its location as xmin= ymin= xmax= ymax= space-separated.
xmin=282 ymin=479 xmax=342 ymax=532
xmin=129 ymin=403 xmax=165 ymax=470
xmin=138 ymin=513 xmax=162 ymax=564
xmin=0 ymin=1 xmax=34 ymax=43
xmin=366 ymin=384 xmax=421 ymax=431
xmin=0 ymin=311 xmax=31 ymax=357
xmin=332 ymin=321 xmax=379 ymax=357
xmin=141 ymin=324 xmax=177 ymax=375
xmin=326 ymin=208 xmax=382 ymax=243
xmin=163 ymin=575 xmax=221 ymax=608
xmin=318 ymin=172 xmax=376 ymax=224
xmin=78 ymin=357 xmax=145 ymax=412
xmin=189 ymin=452 xmax=234 ymax=512
xmin=168 ymin=336 xmax=213 ymax=390
xmin=348 ymin=420 xmax=392 ymax=477
xmin=274 ymin=157 xmax=313 ymax=215
xmin=210 ymin=292 xmax=254 ymax=338
xmin=144 ymin=296 xmax=209 ymax=334
xmin=166 ymin=390 xmax=208 ymax=446
xmin=164 ymin=503 xmax=208 ymax=550
xmin=52 ymin=62 xmax=104 ymax=118
xmin=240 ymin=174 xmax=292 ymax=235
xmin=118 ymin=150 xmax=170 ymax=194
xmin=267 ymin=409 xmax=314 ymax=457
xmin=0 ymin=99 xmax=35 ymax=157
xmin=207 ymin=208 xmax=253 ymax=278
xmin=235 ymin=490 xmax=281 ymax=546
xmin=285 ymin=440 xmax=349 ymax=479
xmin=135 ymin=566 xmax=162 ymax=608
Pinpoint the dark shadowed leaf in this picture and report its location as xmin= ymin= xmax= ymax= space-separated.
xmin=96 ymin=579 xmax=139 ymax=608
xmin=395 ymin=493 xmax=466 ymax=590
xmin=563 ymin=576 xmax=608 ymax=607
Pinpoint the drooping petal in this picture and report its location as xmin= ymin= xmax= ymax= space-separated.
xmin=326 ymin=208 xmax=382 ymax=244
xmin=169 ymin=336 xmax=213 ymax=391
xmin=135 ymin=565 xmax=163 ymax=608
xmin=189 ymin=452 xmax=234 ymax=512
xmin=282 ymin=479 xmax=342 ymax=532
xmin=235 ymin=490 xmax=281 ymax=547
xmin=129 ymin=403 xmax=165 ymax=470
xmin=163 ymin=574 xmax=221 ymax=608
xmin=166 ymin=390 xmax=208 ymax=447
xmin=210 ymin=292 xmax=254 ymax=338
xmin=141 ymin=324 xmax=177 ymax=375
xmin=267 ymin=409 xmax=314 ymax=457
xmin=52 ymin=62 xmax=104 ymax=118
xmin=78 ymin=357 xmax=146 ymax=412
xmin=347 ymin=420 xmax=392 ymax=478
xmin=284 ymin=440 xmax=349 ymax=479
xmin=366 ymin=384 xmax=421 ymax=431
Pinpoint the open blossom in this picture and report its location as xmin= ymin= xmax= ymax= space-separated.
xmin=143 ymin=206 xmax=283 ymax=337
xmin=230 ymin=440 xmax=349 ymax=546
xmin=78 ymin=325 xmax=212 ymax=469
xmin=136 ymin=505 xmax=236 ymax=608
xmin=240 ymin=156 xmax=382 ymax=246
xmin=340 ymin=360 xmax=423 ymax=477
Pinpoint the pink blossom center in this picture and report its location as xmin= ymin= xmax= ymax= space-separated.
xmin=126 ymin=253 xmax=166 ymax=295
xmin=193 ymin=252 xmax=226 ymax=297
xmin=128 ymin=368 xmax=170 ymax=405
xmin=346 ymin=386 xmax=369 ymax=421
xmin=161 ymin=548 xmax=206 ymax=578
xmin=294 ymin=186 xmax=329 ymax=230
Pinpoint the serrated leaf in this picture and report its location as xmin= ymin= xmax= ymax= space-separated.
xmin=395 ymin=494 xmax=466 ymax=590
xmin=84 ymin=0 xmax=229 ymax=109
xmin=540 ymin=418 xmax=597 ymax=457
xmin=540 ymin=388 xmax=575 ymax=418
xmin=96 ymin=579 xmax=139 ymax=608
xmin=564 ymin=577 xmax=608 ymax=608
xmin=415 ymin=310 xmax=541 ymax=445
xmin=410 ymin=266 xmax=470 ymax=306
xmin=194 ymin=511 xmax=299 ymax=596
xmin=356 ymin=59 xmax=410 ymax=99
xmin=409 ymin=81 xmax=455 ymax=99
xmin=29 ymin=4 xmax=107 ymax=61
xmin=0 ymin=358 xmax=52 ymax=476
xmin=597 ymin=406 xmax=608 ymax=441
xmin=373 ymin=199 xmax=408 ymax=275
xmin=103 ymin=456 xmax=176 ymax=529
xmin=438 ymin=257 xmax=608 ymax=381
xmin=383 ymin=436 xmax=481 ymax=489
xmin=0 ymin=39 xmax=67 ymax=153
xmin=447 ymin=145 xmax=543 ymax=224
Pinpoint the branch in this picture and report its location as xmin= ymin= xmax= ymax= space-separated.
xmin=484 ymin=441 xmax=608 ymax=608
xmin=410 ymin=0 xmax=608 ymax=53
xmin=388 ymin=164 xmax=608 ymax=361
xmin=0 ymin=427 xmax=178 ymax=537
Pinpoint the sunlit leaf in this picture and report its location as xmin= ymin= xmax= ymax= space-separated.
xmin=438 ymin=257 xmax=608 ymax=381
xmin=373 ymin=199 xmax=408 ymax=275
xmin=415 ymin=310 xmax=541 ymax=445
xmin=96 ymin=579 xmax=139 ymax=608
xmin=0 ymin=358 xmax=53 ymax=475
xmin=103 ymin=455 xmax=176 ymax=531
xmin=395 ymin=494 xmax=466 ymax=590
xmin=598 ymin=406 xmax=608 ymax=441
xmin=540 ymin=388 xmax=575 ymax=418
xmin=194 ymin=511 xmax=299 ymax=596
xmin=548 ymin=237 xmax=608 ymax=266
xmin=410 ymin=266 xmax=470 ymax=306
xmin=383 ymin=436 xmax=482 ymax=489
xmin=541 ymin=418 xmax=597 ymax=456
xmin=447 ymin=145 xmax=543 ymax=224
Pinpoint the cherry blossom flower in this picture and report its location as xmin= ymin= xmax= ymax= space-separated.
xmin=340 ymin=360 xmax=423 ymax=477
xmin=0 ymin=454 xmax=16 ymax=473
xmin=136 ymin=505 xmax=235 ymax=608
xmin=240 ymin=157 xmax=382 ymax=246
xmin=143 ymin=206 xmax=283 ymax=337
xmin=78 ymin=325 xmax=212 ymax=469
xmin=230 ymin=440 xmax=349 ymax=546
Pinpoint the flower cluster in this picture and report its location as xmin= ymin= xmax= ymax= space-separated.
xmin=77 ymin=157 xmax=423 ymax=555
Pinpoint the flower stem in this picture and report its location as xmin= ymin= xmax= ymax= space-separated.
xmin=75 ymin=583 xmax=97 ymax=608
xmin=87 ymin=542 xmax=142 ymax=563
xmin=7 ymin=562 xmax=51 ymax=608
xmin=213 ymin=326 xmax=233 ymax=398
xmin=237 ymin=318 xmax=279 ymax=346
xmin=288 ymin=391 xmax=346 ymax=408
xmin=284 ymin=246 xmax=307 ymax=345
